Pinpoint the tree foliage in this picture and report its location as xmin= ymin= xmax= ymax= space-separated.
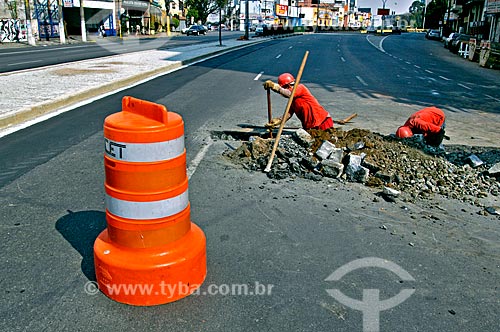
xmin=409 ymin=1 xmax=424 ymax=14
xmin=184 ymin=0 xmax=220 ymax=23
xmin=425 ymin=0 xmax=447 ymax=29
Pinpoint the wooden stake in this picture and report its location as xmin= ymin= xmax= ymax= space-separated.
xmin=264 ymin=51 xmax=309 ymax=173
xmin=266 ymin=88 xmax=273 ymax=138
xmin=335 ymin=113 xmax=358 ymax=125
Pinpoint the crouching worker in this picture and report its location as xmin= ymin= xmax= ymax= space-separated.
xmin=263 ymin=73 xmax=333 ymax=131
xmin=396 ymin=106 xmax=447 ymax=147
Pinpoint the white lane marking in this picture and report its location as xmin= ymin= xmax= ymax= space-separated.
xmin=187 ymin=136 xmax=213 ymax=180
xmin=254 ymin=71 xmax=264 ymax=80
xmin=356 ymin=75 xmax=368 ymax=86
xmin=458 ymin=83 xmax=472 ymax=90
xmin=484 ymin=94 xmax=500 ymax=102
xmin=340 ymin=57 xmax=346 ymax=62
xmin=439 ymin=76 xmax=451 ymax=81
xmin=405 ymin=61 xmax=411 ymax=65
xmin=276 ymin=54 xmax=282 ymax=59
xmin=425 ymin=69 xmax=433 ymax=74
xmin=379 ymin=35 xmax=389 ymax=53
xmin=0 ymin=45 xmax=90 ymax=56
xmin=7 ymin=60 xmax=42 ymax=66
xmin=414 ymin=65 xmax=421 ymax=69
xmin=365 ymin=35 xmax=389 ymax=53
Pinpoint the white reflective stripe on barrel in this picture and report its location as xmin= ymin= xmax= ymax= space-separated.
xmin=106 ymin=190 xmax=189 ymax=220
xmin=105 ymin=136 xmax=185 ymax=162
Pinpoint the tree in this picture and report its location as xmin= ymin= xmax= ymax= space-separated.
xmin=184 ymin=0 xmax=219 ymax=24
xmin=424 ymin=0 xmax=447 ymax=29
xmin=408 ymin=0 xmax=424 ymax=28
xmin=214 ymin=0 xmax=228 ymax=46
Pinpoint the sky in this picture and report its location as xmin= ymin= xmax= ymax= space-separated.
xmin=357 ymin=0 xmax=416 ymax=15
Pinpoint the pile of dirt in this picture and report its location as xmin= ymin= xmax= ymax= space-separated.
xmin=225 ymin=128 xmax=500 ymax=206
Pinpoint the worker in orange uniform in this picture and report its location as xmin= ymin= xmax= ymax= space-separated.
xmin=263 ymin=73 xmax=333 ymax=130
xmin=396 ymin=106 xmax=447 ymax=147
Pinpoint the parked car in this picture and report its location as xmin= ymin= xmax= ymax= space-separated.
xmin=255 ymin=24 xmax=266 ymax=36
xmin=449 ymin=33 xmax=472 ymax=53
xmin=443 ymin=32 xmax=458 ymax=48
xmin=425 ymin=29 xmax=441 ymax=40
xmin=186 ymin=25 xmax=207 ymax=36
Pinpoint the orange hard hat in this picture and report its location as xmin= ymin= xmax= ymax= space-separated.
xmin=396 ymin=126 xmax=413 ymax=138
xmin=278 ymin=73 xmax=295 ymax=87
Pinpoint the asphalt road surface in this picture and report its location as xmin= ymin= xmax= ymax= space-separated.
xmin=1 ymin=33 xmax=499 ymax=331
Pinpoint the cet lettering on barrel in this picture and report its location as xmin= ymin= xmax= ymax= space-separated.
xmin=105 ymin=138 xmax=126 ymax=159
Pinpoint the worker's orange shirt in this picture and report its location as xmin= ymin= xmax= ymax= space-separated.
xmin=288 ymin=84 xmax=331 ymax=129
xmin=404 ymin=106 xmax=445 ymax=134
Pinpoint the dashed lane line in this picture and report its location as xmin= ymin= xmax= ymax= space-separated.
xmin=356 ymin=75 xmax=368 ymax=86
xmin=254 ymin=71 xmax=264 ymax=80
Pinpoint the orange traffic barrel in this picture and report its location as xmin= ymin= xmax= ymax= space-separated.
xmin=94 ymin=96 xmax=207 ymax=306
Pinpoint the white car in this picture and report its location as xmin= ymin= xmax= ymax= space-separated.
xmin=443 ymin=32 xmax=458 ymax=48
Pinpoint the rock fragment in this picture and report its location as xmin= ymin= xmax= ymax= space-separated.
xmin=488 ymin=162 xmax=500 ymax=175
xmin=466 ymin=154 xmax=484 ymax=168
xmin=315 ymin=140 xmax=336 ymax=160
xmin=293 ymin=129 xmax=315 ymax=147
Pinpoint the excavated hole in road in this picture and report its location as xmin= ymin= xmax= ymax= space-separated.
xmin=219 ymin=127 xmax=500 ymax=210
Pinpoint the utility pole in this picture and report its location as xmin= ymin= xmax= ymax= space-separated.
xmin=381 ymin=0 xmax=387 ymax=34
xmin=58 ymin=0 xmax=66 ymax=44
xmin=244 ymin=0 xmax=249 ymax=39
xmin=422 ymin=0 xmax=427 ymax=29
xmin=80 ymin=0 xmax=87 ymax=42
xmin=316 ymin=0 xmax=320 ymax=33
xmin=24 ymin=0 xmax=36 ymax=45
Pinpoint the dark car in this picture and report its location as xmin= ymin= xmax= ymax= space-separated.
xmin=449 ymin=33 xmax=471 ymax=53
xmin=186 ymin=25 xmax=207 ymax=36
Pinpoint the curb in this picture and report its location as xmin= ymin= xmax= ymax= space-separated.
xmin=0 ymin=38 xmax=268 ymax=132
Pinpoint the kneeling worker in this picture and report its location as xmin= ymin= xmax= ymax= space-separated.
xmin=263 ymin=73 xmax=333 ymax=130
xmin=396 ymin=106 xmax=447 ymax=147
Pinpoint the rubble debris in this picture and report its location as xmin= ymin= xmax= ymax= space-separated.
xmin=467 ymin=154 xmax=484 ymax=168
xmin=485 ymin=206 xmax=500 ymax=215
xmin=321 ymin=160 xmax=344 ymax=179
xmin=293 ymin=129 xmax=314 ymax=147
xmin=383 ymin=187 xmax=401 ymax=197
xmin=316 ymin=140 xmax=336 ymax=160
xmin=345 ymin=154 xmax=370 ymax=183
xmin=488 ymin=162 xmax=500 ymax=175
xmin=224 ymin=128 xmax=500 ymax=205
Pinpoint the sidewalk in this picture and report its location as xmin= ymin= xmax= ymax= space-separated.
xmin=0 ymin=35 xmax=264 ymax=135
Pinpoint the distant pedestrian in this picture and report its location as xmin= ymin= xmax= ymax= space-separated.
xmin=44 ymin=20 xmax=50 ymax=41
xmin=396 ymin=106 xmax=446 ymax=147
